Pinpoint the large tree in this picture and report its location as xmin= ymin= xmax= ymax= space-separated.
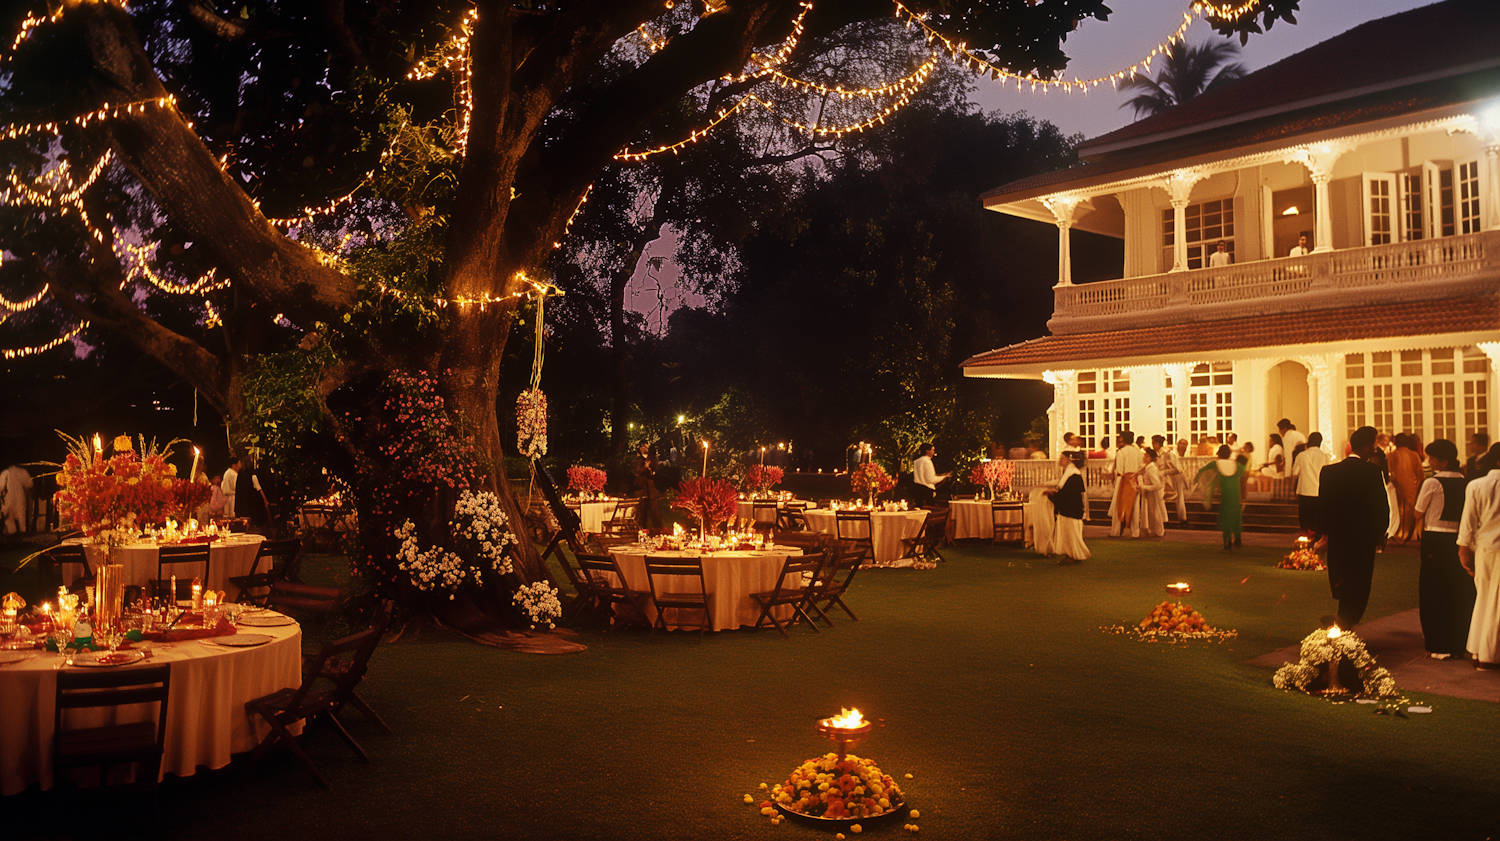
xmin=0 ymin=0 xmax=1298 ymax=630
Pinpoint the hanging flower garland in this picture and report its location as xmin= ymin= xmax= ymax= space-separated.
xmin=516 ymin=388 xmax=548 ymax=459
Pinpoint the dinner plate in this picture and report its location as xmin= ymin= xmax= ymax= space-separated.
xmin=209 ymin=633 xmax=273 ymax=647
xmin=70 ymin=650 xmax=146 ymax=667
xmin=0 ymin=650 xmax=38 ymax=666
xmin=236 ymin=613 xmax=296 ymax=627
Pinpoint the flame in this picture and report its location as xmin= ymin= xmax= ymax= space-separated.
xmin=1170 ymin=582 xmax=1189 ymax=589
xmin=1327 ymin=625 xmax=1342 ymax=639
xmin=825 ymin=707 xmax=864 ymax=728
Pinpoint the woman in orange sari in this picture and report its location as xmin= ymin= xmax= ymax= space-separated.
xmin=1388 ymin=433 xmax=1425 ymax=543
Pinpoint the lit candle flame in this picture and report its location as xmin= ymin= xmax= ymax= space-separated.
xmin=825 ymin=707 xmax=865 ymax=728
xmin=1327 ymin=625 xmax=1342 ymax=639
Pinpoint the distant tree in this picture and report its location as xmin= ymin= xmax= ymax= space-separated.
xmin=1120 ymin=39 xmax=1248 ymax=119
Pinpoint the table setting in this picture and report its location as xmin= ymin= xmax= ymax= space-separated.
xmin=801 ymin=501 xmax=928 ymax=568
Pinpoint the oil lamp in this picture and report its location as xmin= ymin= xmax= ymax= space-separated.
xmin=815 ymin=707 xmax=873 ymax=758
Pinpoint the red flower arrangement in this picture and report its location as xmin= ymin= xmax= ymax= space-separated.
xmin=742 ymin=465 xmax=784 ymax=496
xmin=672 ymin=477 xmax=740 ymax=533
xmin=566 ymin=465 xmax=607 ymax=495
xmin=850 ymin=462 xmax=895 ymax=499
xmin=52 ymin=433 xmax=181 ymax=540
xmin=169 ymin=479 xmax=213 ymax=519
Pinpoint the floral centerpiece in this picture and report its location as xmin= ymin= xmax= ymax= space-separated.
xmin=1273 ymin=626 xmax=1401 ymax=701
xmin=1104 ymin=600 xmax=1238 ymax=643
xmin=1279 ymin=535 xmax=1325 ymax=570
xmin=967 ymin=459 xmax=1014 ymax=499
xmin=52 ymin=432 xmax=182 ymax=552
xmin=394 ymin=490 xmax=517 ymax=599
xmin=672 ymin=477 xmax=740 ymax=539
xmin=761 ymin=753 xmax=905 ymax=822
xmin=169 ymin=478 xmax=213 ymax=522
xmin=515 ymin=388 xmax=547 ymax=459
xmin=743 ymin=464 xmax=784 ymax=497
xmin=850 ymin=462 xmax=895 ymax=507
xmin=566 ymin=465 xmax=607 ymax=497
xmin=512 ymin=581 xmax=562 ymax=630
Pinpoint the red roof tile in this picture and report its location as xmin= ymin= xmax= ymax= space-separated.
xmin=962 ymin=295 xmax=1500 ymax=371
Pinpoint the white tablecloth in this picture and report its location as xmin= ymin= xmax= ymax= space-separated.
xmin=68 ymin=534 xmax=266 ymax=596
xmin=949 ymin=500 xmax=1023 ymax=540
xmin=608 ymin=548 xmax=801 ymax=631
xmin=801 ymin=509 xmax=927 ymax=567
xmin=735 ymin=499 xmax=815 ymax=525
xmin=0 ymin=620 xmax=302 ymax=795
xmin=567 ymin=500 xmax=621 ymax=533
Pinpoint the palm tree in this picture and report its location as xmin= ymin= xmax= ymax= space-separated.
xmin=1120 ymin=39 xmax=1248 ymax=119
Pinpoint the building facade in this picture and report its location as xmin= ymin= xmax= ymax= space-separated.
xmin=964 ymin=0 xmax=1500 ymax=460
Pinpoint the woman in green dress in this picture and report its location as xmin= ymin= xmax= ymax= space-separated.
xmin=1197 ymin=444 xmax=1247 ymax=550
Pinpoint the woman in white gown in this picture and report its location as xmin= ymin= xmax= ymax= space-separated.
xmin=1134 ymin=449 xmax=1167 ymax=537
xmin=1045 ymin=452 xmax=1090 ymax=562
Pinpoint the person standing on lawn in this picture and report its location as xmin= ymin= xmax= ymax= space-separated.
xmin=1197 ymin=444 xmax=1246 ymax=550
xmin=1460 ymin=443 xmax=1500 ymax=670
xmin=1045 ymin=451 xmax=1089 ymax=563
xmin=1415 ymin=439 xmax=1473 ymax=659
xmin=1319 ymin=426 xmax=1391 ymax=628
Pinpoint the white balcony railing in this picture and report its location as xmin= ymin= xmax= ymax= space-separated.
xmin=1049 ymin=229 xmax=1498 ymax=335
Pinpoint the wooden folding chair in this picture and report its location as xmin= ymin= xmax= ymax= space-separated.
xmin=643 ymin=555 xmax=713 ymax=641
xmin=229 ymin=538 xmax=304 ymax=604
xmin=808 ymin=542 xmax=862 ymax=626
xmin=600 ymin=498 xmax=641 ymax=539
xmin=267 ymin=579 xmax=343 ymax=617
xmin=749 ymin=552 xmax=825 ymax=636
xmin=575 ymin=553 xmax=653 ymax=629
xmin=307 ymin=601 xmax=394 ymax=735
xmin=37 ymin=543 xmax=92 ymax=593
xmin=54 ymin=664 xmax=171 ymax=814
xmin=775 ymin=503 xmax=808 ymax=532
xmin=991 ymin=500 xmax=1025 ymax=546
xmin=750 ymin=500 xmax=780 ymax=533
xmin=152 ymin=544 xmax=211 ymax=602
xmin=898 ymin=509 xmax=948 ymax=568
xmin=834 ymin=510 xmax=874 ymax=564
xmin=769 ymin=530 xmax=828 ymax=553
xmin=245 ymin=624 xmax=382 ymax=789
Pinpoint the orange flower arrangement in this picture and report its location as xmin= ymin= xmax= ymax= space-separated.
xmin=763 ymin=753 xmax=905 ymax=821
xmin=1104 ymin=600 xmax=1238 ymax=643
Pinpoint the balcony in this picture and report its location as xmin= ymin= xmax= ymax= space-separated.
xmin=1048 ymin=229 xmax=1500 ymax=336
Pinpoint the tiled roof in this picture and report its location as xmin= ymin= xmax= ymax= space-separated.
xmin=961 ymin=295 xmax=1500 ymax=370
xmin=1079 ymin=0 xmax=1499 ymax=154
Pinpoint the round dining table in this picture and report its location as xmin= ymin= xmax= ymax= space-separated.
xmin=567 ymin=499 xmax=621 ymax=533
xmin=607 ymin=547 xmax=803 ymax=631
xmin=0 ymin=618 xmax=302 ymax=795
xmin=801 ymin=508 xmax=927 ymax=567
xmin=67 ymin=534 xmax=266 ymax=596
xmin=948 ymin=499 xmax=1025 ymax=540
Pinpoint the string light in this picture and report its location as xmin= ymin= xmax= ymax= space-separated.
xmin=5 ymin=150 xmax=114 ymax=208
xmin=764 ymin=51 xmax=939 ymax=100
xmin=553 ymin=184 xmax=593 ymax=248
xmin=0 ymin=95 xmax=178 ymax=142
xmin=721 ymin=2 xmax=814 ymax=83
xmin=1 ymin=321 xmax=88 ymax=360
xmin=5 ymin=9 xmax=61 ymax=61
xmin=0 ymin=283 xmax=49 ymax=313
xmin=615 ymin=96 xmax=757 ymax=161
xmin=118 ymin=242 xmax=230 ymax=296
xmin=374 ymin=274 xmax=562 ymax=311
xmin=636 ymin=23 xmax=670 ymax=53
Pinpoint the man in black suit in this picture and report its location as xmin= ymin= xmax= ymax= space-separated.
xmin=1318 ymin=426 xmax=1392 ymax=627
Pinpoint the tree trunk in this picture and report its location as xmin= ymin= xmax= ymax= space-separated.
xmin=609 ymin=265 xmax=631 ymax=455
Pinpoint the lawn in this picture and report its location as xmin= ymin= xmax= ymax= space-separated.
xmin=3 ymin=537 xmax=1496 ymax=840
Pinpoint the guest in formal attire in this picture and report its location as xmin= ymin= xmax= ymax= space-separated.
xmin=1197 ymin=445 xmax=1245 ymax=550
xmin=1319 ymin=426 xmax=1391 ymax=627
xmin=1466 ymin=433 xmax=1491 ymax=481
xmin=1045 ymin=452 xmax=1089 ymax=563
xmin=1261 ymin=434 xmax=1286 ymax=478
xmin=1162 ymin=438 xmax=1190 ymax=523
xmin=1371 ymin=448 xmax=1399 ymax=543
xmin=1415 ymin=440 xmax=1473 ymax=659
xmin=1288 ymin=234 xmax=1311 ymax=257
xmin=912 ymin=443 xmax=949 ymax=508
xmin=1135 ymin=448 xmax=1167 ymax=537
xmin=1293 ymin=432 xmax=1329 ymax=535
xmin=201 ymin=474 xmax=226 ymax=521
xmin=1460 ymin=444 xmax=1500 ymax=669
xmin=633 ymin=442 xmax=662 ymax=529
xmin=1108 ymin=431 xmax=1143 ymax=537
xmin=1277 ymin=419 xmax=1306 ymax=465
xmin=1208 ymin=240 xmax=1232 ymax=267
xmin=1389 ymin=433 xmax=1425 ymax=543
xmin=223 ymin=457 xmax=241 ymax=518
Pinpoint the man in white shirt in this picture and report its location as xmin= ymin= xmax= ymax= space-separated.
xmin=222 ymin=457 xmax=241 ymax=519
xmin=1459 ymin=444 xmax=1500 ymax=668
xmin=1160 ymin=438 xmax=1190 ymax=524
xmin=1288 ymin=234 xmax=1310 ymax=257
xmin=911 ymin=443 xmax=949 ymax=507
xmin=1293 ymin=432 xmax=1330 ymax=534
xmin=1208 ymin=240 xmax=1232 ymax=267
xmin=1108 ymin=431 xmax=1144 ymax=537
xmin=1277 ymin=419 xmax=1306 ymax=457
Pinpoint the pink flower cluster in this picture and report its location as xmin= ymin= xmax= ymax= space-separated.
xmin=742 ymin=465 xmax=784 ymax=495
xmin=967 ymin=459 xmax=1014 ymax=493
xmin=672 ymin=477 xmax=740 ymax=530
xmin=566 ymin=465 xmax=607 ymax=494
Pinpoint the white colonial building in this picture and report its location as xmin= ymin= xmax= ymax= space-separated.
xmin=964 ymin=0 xmax=1500 ymax=461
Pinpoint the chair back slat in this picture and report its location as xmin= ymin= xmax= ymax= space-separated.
xmin=55 ymin=664 xmax=171 ymax=772
xmin=156 ymin=545 xmax=211 ymax=591
xmin=834 ymin=510 xmax=872 ymax=542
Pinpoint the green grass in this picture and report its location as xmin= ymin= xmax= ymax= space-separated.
xmin=4 ymin=537 xmax=1497 ymax=840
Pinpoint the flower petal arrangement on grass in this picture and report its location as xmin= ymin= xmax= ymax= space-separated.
xmin=1273 ymin=626 xmax=1402 ymax=701
xmin=760 ymin=753 xmax=905 ymax=822
xmin=1104 ymin=600 xmax=1238 ymax=643
xmin=566 ymin=465 xmax=607 ymax=495
xmin=1278 ymin=545 xmax=1326 ymax=570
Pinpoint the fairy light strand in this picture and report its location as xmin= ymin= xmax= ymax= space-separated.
xmin=721 ymin=1 xmax=814 ymax=83
xmin=1 ymin=320 xmax=88 ymax=360
xmin=0 ymin=283 xmax=49 ymax=313
xmin=374 ymin=275 xmax=562 ymax=311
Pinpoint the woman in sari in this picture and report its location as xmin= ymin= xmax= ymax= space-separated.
xmin=1388 ymin=433 xmax=1425 ymax=543
xmin=1197 ymin=444 xmax=1246 ymax=550
xmin=1044 ymin=451 xmax=1090 ymax=563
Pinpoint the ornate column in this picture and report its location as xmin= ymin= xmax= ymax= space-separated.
xmin=1162 ymin=363 xmax=1190 ymax=443
xmin=1307 ymin=353 xmax=1339 ymax=453
xmin=1479 ymin=342 xmax=1500 ymax=441
xmin=1161 ymin=171 xmax=1204 ymax=273
xmin=1042 ymin=196 xmax=1084 ymax=286
xmin=1291 ymin=145 xmax=1349 ymax=253
xmin=1485 ymin=143 xmax=1500 ymax=232
xmin=1043 ymin=369 xmax=1077 ymax=455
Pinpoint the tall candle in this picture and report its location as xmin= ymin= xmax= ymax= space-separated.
xmin=191 ymin=578 xmax=203 ymax=611
xmin=760 ymin=446 xmax=766 ymax=466
xmin=93 ymin=433 xmax=103 ymax=455
xmin=170 ymin=574 xmax=177 ymax=607
xmin=190 ymin=446 xmax=201 ymax=483
xmin=702 ymin=440 xmax=709 ymax=477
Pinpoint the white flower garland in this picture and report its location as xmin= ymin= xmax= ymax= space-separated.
xmin=452 ymin=490 xmax=516 ymax=576
xmin=512 ymin=581 xmax=562 ymax=629
xmin=393 ymin=491 xmax=520 ymax=598
xmin=394 ymin=520 xmax=468 ymax=598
